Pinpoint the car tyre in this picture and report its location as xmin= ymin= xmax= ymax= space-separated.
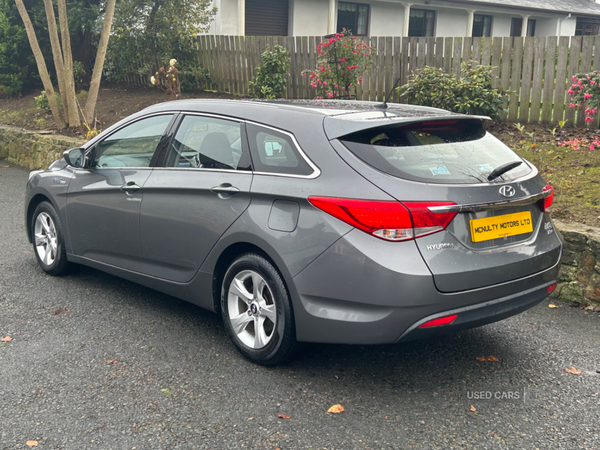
xmin=221 ymin=253 xmax=297 ymax=366
xmin=32 ymin=201 xmax=69 ymax=276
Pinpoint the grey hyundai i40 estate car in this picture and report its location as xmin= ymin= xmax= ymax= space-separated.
xmin=25 ymin=99 xmax=562 ymax=365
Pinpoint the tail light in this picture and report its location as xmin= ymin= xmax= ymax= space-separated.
xmin=308 ymin=197 xmax=457 ymax=241
xmin=542 ymin=184 xmax=554 ymax=213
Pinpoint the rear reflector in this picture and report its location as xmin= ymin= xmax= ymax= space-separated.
xmin=547 ymin=283 xmax=557 ymax=294
xmin=308 ymin=197 xmax=457 ymax=241
xmin=542 ymin=184 xmax=554 ymax=213
xmin=419 ymin=314 xmax=458 ymax=328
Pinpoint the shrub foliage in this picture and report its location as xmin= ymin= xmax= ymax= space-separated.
xmin=399 ymin=61 xmax=508 ymax=120
xmin=248 ymin=45 xmax=291 ymax=99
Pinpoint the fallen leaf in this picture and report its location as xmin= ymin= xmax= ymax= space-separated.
xmin=327 ymin=404 xmax=345 ymax=414
xmin=104 ymin=359 xmax=118 ymax=365
xmin=1 ymin=336 xmax=12 ymax=342
xmin=51 ymin=308 xmax=71 ymax=315
xmin=470 ymin=405 xmax=476 ymax=412
xmin=476 ymin=355 xmax=498 ymax=362
xmin=26 ymin=441 xmax=38 ymax=447
xmin=277 ymin=414 xmax=291 ymax=419
xmin=565 ymin=366 xmax=582 ymax=375
xmin=247 ymin=417 xmax=254 ymax=420
xmin=549 ymin=303 xmax=560 ymax=308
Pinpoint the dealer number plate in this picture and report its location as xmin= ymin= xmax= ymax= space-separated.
xmin=470 ymin=212 xmax=533 ymax=243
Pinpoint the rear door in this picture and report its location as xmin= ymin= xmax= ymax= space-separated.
xmin=66 ymin=114 xmax=175 ymax=271
xmin=137 ymin=113 xmax=253 ymax=282
xmin=329 ymin=118 xmax=562 ymax=293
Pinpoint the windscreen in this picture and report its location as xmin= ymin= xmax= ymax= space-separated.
xmin=339 ymin=120 xmax=531 ymax=184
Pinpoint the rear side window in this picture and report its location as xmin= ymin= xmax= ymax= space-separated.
xmin=340 ymin=120 xmax=531 ymax=184
xmin=246 ymin=124 xmax=315 ymax=176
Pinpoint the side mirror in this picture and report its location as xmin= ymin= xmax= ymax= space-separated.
xmin=63 ymin=148 xmax=86 ymax=168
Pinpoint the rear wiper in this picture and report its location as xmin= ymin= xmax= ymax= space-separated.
xmin=487 ymin=161 xmax=523 ymax=181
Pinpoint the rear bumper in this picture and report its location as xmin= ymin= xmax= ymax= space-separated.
xmin=395 ymin=281 xmax=553 ymax=343
xmin=291 ymin=229 xmax=561 ymax=345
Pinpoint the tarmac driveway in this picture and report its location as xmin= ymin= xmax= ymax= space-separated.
xmin=1 ymin=162 xmax=599 ymax=450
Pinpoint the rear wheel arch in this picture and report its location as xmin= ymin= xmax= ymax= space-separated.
xmin=211 ymin=242 xmax=293 ymax=314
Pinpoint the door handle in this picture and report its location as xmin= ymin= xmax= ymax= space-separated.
xmin=120 ymin=181 xmax=141 ymax=194
xmin=210 ymin=183 xmax=240 ymax=195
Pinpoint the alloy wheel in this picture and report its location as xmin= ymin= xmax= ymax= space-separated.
xmin=34 ymin=212 xmax=58 ymax=266
xmin=227 ymin=270 xmax=277 ymax=349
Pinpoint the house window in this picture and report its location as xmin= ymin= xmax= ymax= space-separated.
xmin=472 ymin=14 xmax=492 ymax=37
xmin=337 ymin=2 xmax=369 ymax=36
xmin=575 ymin=19 xmax=600 ymax=35
xmin=408 ymin=9 xmax=435 ymax=37
xmin=510 ymin=18 xmax=536 ymax=37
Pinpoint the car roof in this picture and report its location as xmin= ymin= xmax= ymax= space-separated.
xmin=139 ymin=99 xmax=489 ymax=139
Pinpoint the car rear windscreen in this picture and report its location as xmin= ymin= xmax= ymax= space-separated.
xmin=339 ymin=120 xmax=532 ymax=184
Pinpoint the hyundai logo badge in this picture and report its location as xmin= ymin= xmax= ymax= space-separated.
xmin=499 ymin=185 xmax=516 ymax=198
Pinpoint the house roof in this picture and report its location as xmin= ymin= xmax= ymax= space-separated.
xmin=447 ymin=0 xmax=600 ymax=17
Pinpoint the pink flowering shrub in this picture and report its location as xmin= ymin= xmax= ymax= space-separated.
xmin=302 ymin=30 xmax=374 ymax=99
xmin=567 ymin=71 xmax=600 ymax=123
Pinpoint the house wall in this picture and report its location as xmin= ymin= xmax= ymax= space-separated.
xmin=491 ymin=15 xmax=512 ymax=37
xmin=210 ymin=0 xmax=598 ymax=37
xmin=535 ymin=17 xmax=559 ymax=37
xmin=292 ymin=0 xmax=329 ymax=35
xmin=561 ymin=16 xmax=577 ymax=36
xmin=369 ymin=1 xmax=404 ymax=36
xmin=212 ymin=0 xmax=239 ymax=34
xmin=435 ymin=8 xmax=468 ymax=37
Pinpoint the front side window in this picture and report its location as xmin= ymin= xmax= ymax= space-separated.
xmin=337 ymin=2 xmax=369 ymax=36
xmin=473 ymin=14 xmax=492 ymax=37
xmin=165 ymin=115 xmax=250 ymax=171
xmin=92 ymin=114 xmax=174 ymax=168
xmin=246 ymin=124 xmax=315 ymax=176
xmin=339 ymin=120 xmax=532 ymax=184
xmin=408 ymin=9 xmax=435 ymax=37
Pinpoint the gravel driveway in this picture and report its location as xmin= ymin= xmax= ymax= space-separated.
xmin=1 ymin=161 xmax=599 ymax=450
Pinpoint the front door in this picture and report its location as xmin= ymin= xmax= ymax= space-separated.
xmin=66 ymin=114 xmax=175 ymax=272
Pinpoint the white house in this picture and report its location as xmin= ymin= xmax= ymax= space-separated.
xmin=209 ymin=0 xmax=600 ymax=38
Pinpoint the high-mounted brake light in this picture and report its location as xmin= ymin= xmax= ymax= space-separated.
xmin=308 ymin=197 xmax=457 ymax=241
xmin=542 ymin=184 xmax=554 ymax=213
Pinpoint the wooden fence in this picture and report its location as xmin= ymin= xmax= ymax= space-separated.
xmin=128 ymin=35 xmax=600 ymax=126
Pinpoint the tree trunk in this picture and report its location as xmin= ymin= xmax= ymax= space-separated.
xmin=14 ymin=0 xmax=66 ymax=129
xmin=42 ymin=0 xmax=69 ymax=121
xmin=85 ymin=0 xmax=117 ymax=124
xmin=57 ymin=0 xmax=80 ymax=127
